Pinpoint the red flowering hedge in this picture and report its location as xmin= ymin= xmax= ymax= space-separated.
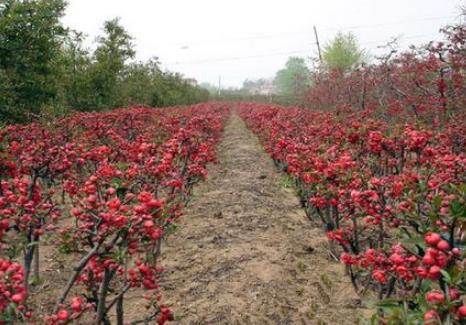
xmin=0 ymin=103 xmax=229 ymax=324
xmin=306 ymin=24 xmax=466 ymax=123
xmin=239 ymin=102 xmax=465 ymax=323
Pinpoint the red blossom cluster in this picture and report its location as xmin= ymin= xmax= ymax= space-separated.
xmin=0 ymin=103 xmax=228 ymax=323
xmin=0 ymin=260 xmax=28 ymax=321
xmin=239 ymin=102 xmax=465 ymax=323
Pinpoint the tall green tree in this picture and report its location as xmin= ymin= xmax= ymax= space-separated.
xmin=60 ymin=30 xmax=95 ymax=111
xmin=274 ymin=57 xmax=310 ymax=96
xmin=121 ymin=59 xmax=160 ymax=106
xmin=322 ymin=32 xmax=364 ymax=72
xmin=0 ymin=6 xmax=210 ymax=122
xmin=151 ymin=71 xmax=208 ymax=107
xmin=0 ymin=0 xmax=67 ymax=122
xmin=90 ymin=18 xmax=135 ymax=109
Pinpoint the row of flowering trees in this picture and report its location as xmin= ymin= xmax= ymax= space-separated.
xmin=238 ymin=20 xmax=466 ymax=323
xmin=239 ymin=99 xmax=465 ymax=323
xmin=306 ymin=23 xmax=466 ymax=124
xmin=0 ymin=103 xmax=229 ymax=324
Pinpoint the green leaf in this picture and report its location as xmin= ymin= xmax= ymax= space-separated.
xmin=116 ymin=187 xmax=128 ymax=199
xmin=440 ymin=269 xmax=451 ymax=283
xmin=450 ymin=200 xmax=466 ymax=219
xmin=110 ymin=177 xmax=122 ymax=187
xmin=374 ymin=298 xmax=401 ymax=308
xmin=27 ymin=241 xmax=39 ymax=248
xmin=432 ymin=195 xmax=442 ymax=209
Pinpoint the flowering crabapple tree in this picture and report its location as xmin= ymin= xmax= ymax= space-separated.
xmin=239 ymin=99 xmax=465 ymax=324
xmin=0 ymin=103 xmax=228 ymax=324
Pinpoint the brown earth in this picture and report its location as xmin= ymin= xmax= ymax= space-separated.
xmin=140 ymin=113 xmax=365 ymax=324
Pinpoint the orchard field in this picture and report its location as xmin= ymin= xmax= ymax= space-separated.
xmin=1 ymin=16 xmax=466 ymax=325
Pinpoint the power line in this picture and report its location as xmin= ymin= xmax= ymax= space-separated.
xmin=167 ymin=48 xmax=315 ymax=65
xmin=166 ymin=33 xmax=444 ymax=66
xmin=359 ymin=33 xmax=446 ymax=46
xmin=319 ymin=15 xmax=457 ymax=32
xmin=170 ymin=15 xmax=455 ymax=48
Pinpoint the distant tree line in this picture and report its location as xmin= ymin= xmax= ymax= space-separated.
xmin=202 ymin=32 xmax=366 ymax=106
xmin=0 ymin=0 xmax=209 ymax=124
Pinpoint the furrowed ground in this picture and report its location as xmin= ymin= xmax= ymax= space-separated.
xmin=150 ymin=113 xmax=364 ymax=324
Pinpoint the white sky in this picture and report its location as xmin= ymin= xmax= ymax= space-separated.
xmin=62 ymin=0 xmax=464 ymax=88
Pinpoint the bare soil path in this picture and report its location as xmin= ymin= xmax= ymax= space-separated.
xmin=158 ymin=113 xmax=362 ymax=324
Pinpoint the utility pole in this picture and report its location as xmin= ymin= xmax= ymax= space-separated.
xmin=313 ymin=25 xmax=322 ymax=64
xmin=218 ymin=76 xmax=222 ymax=96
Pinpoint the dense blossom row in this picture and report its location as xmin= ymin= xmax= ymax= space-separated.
xmin=0 ymin=103 xmax=228 ymax=324
xmin=239 ymin=103 xmax=466 ymax=323
xmin=306 ymin=24 xmax=466 ymax=123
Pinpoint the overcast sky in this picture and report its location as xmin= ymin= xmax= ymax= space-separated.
xmin=62 ymin=0 xmax=464 ymax=88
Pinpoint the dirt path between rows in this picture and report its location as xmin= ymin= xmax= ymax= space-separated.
xmin=158 ymin=113 xmax=363 ymax=324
